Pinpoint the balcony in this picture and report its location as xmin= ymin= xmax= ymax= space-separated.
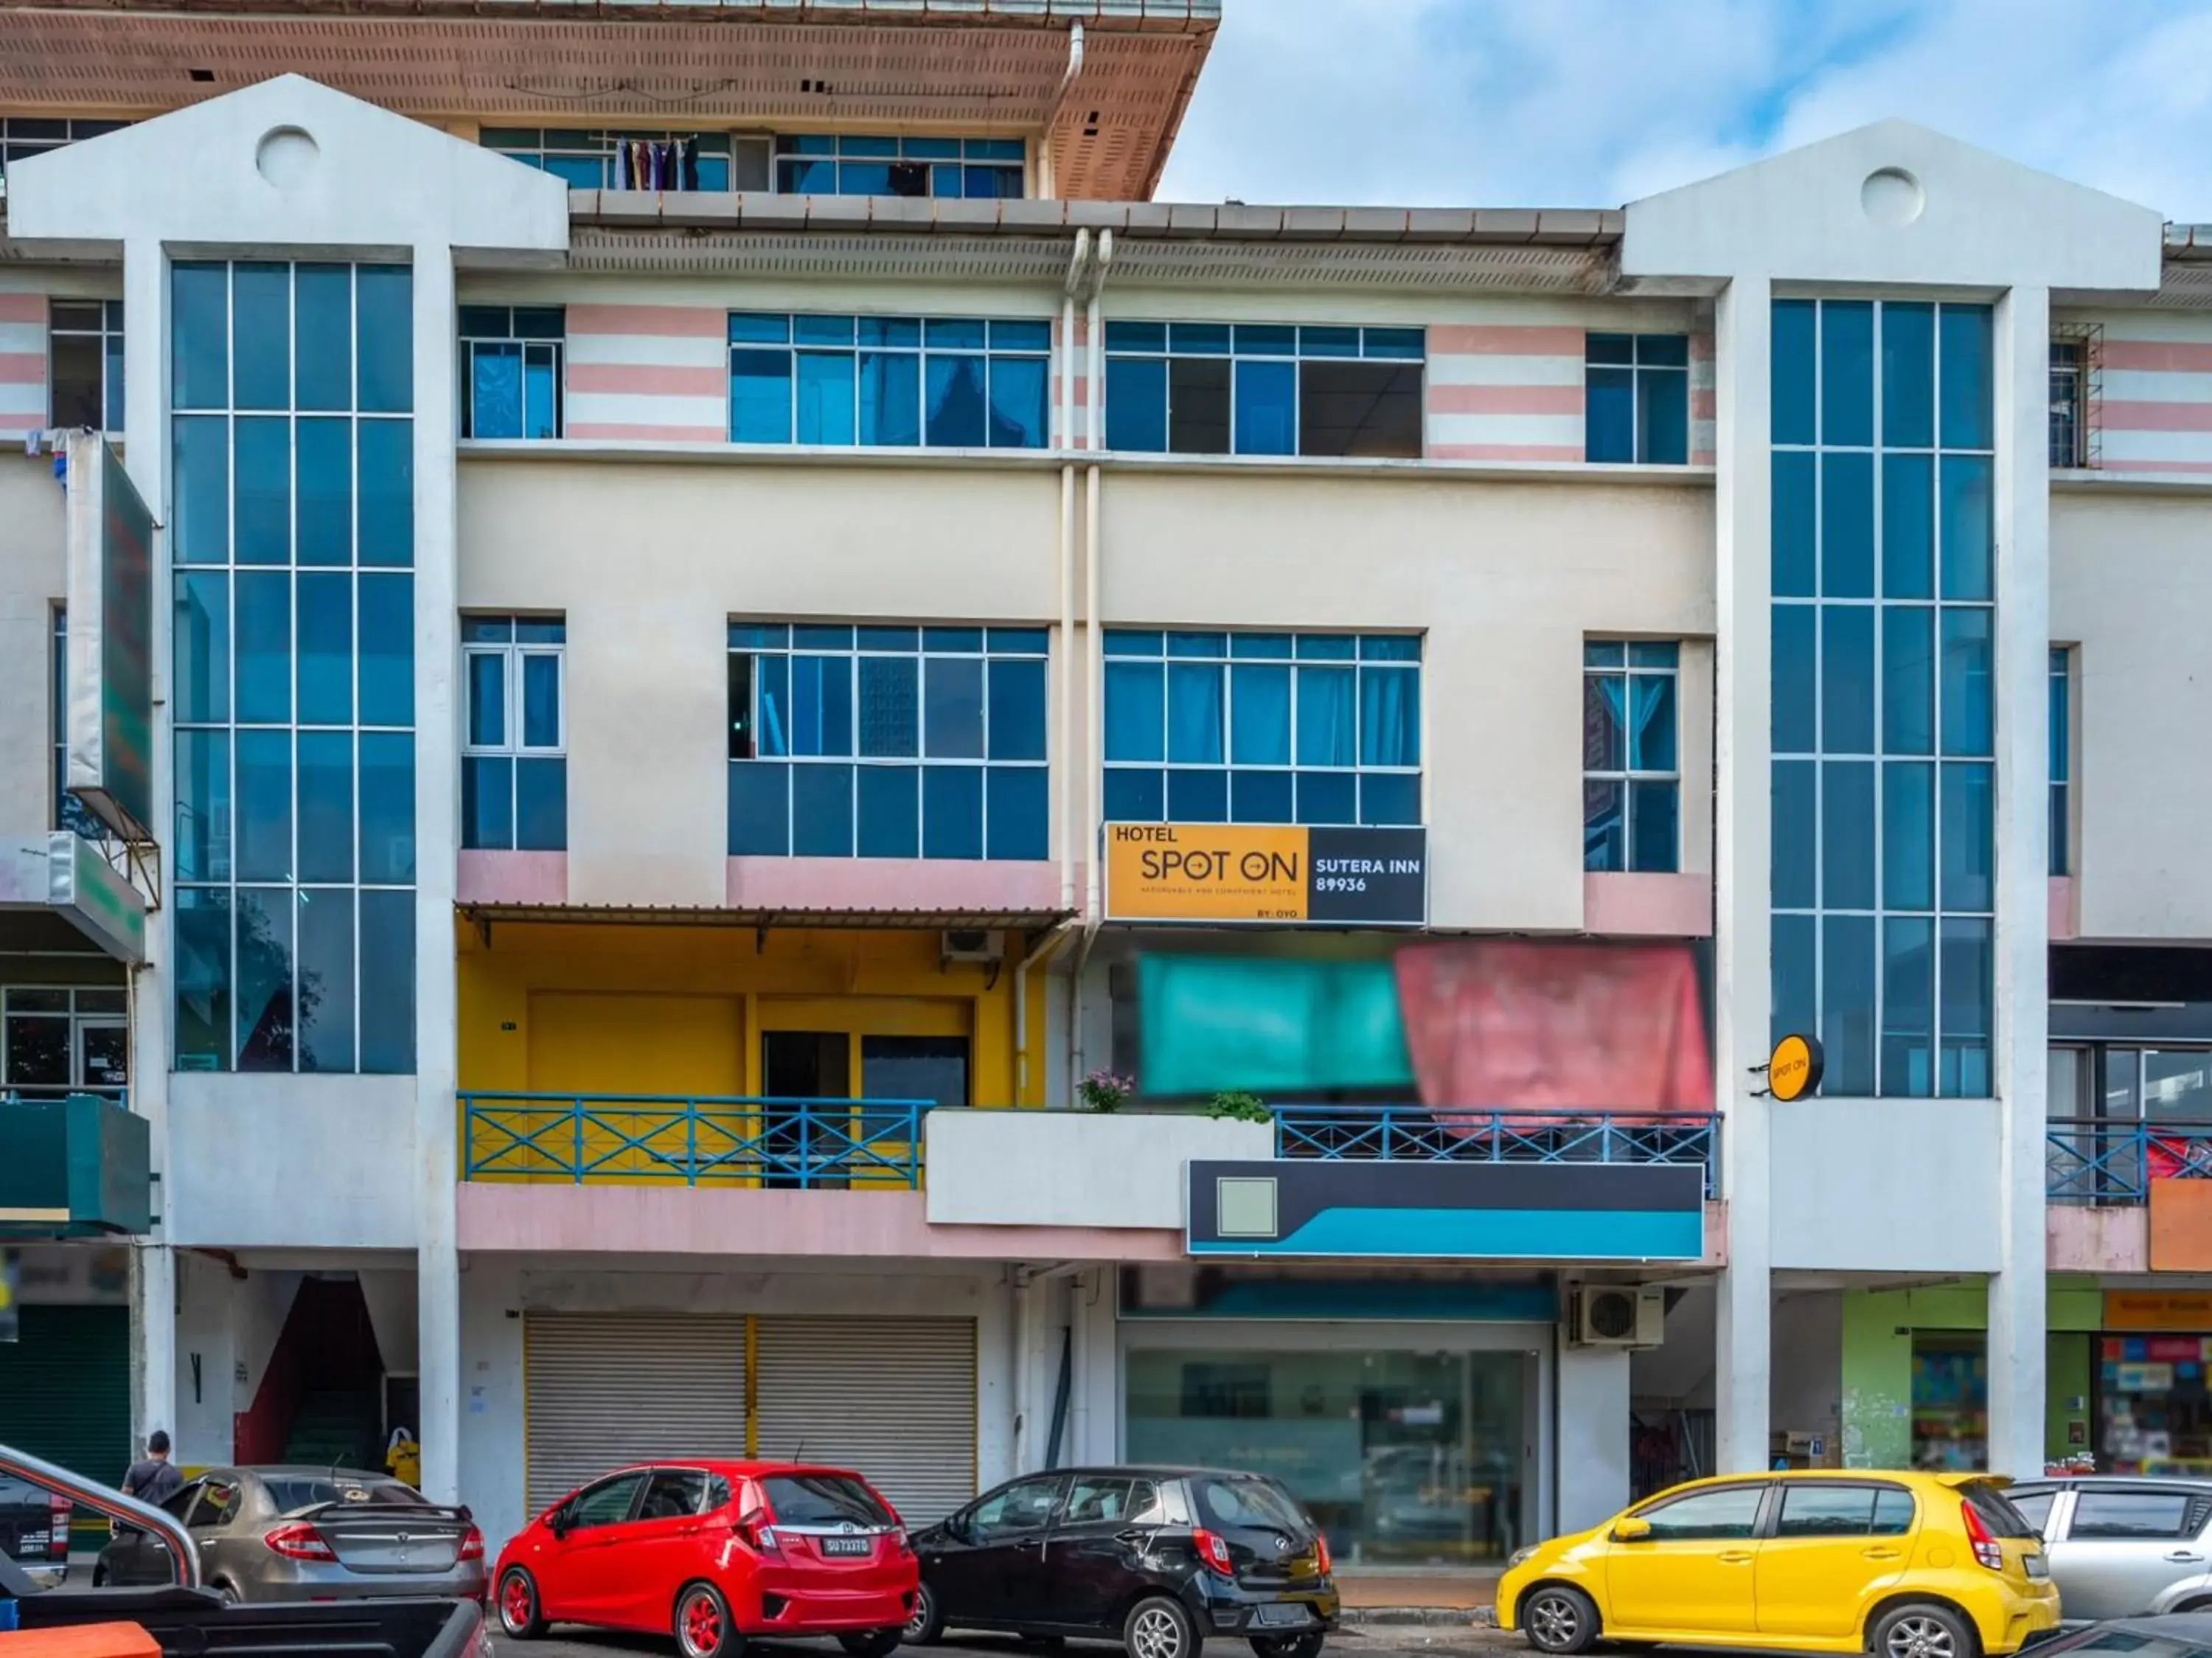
xmin=1272 ymin=1106 xmax=1719 ymax=1196
xmin=2048 ymin=1119 xmax=2212 ymax=1203
xmin=2048 ymin=1120 xmax=2212 ymax=1275
xmin=461 ymin=1093 xmax=924 ymax=1188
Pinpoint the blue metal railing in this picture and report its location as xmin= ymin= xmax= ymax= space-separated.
xmin=2048 ymin=1118 xmax=2212 ymax=1204
xmin=1272 ymin=1106 xmax=1720 ymax=1197
xmin=460 ymin=1093 xmax=927 ymax=1188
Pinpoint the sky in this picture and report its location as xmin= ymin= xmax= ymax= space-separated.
xmin=1155 ymin=0 xmax=2212 ymax=220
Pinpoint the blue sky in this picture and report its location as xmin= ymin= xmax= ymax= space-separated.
xmin=1157 ymin=0 xmax=2212 ymax=219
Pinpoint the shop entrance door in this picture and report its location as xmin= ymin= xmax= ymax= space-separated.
xmin=761 ymin=1031 xmax=849 ymax=1188
xmin=757 ymin=999 xmax=971 ymax=1188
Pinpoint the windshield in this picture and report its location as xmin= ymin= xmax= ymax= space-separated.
xmin=762 ymin=1475 xmax=894 ymax=1527
xmin=263 ymin=1476 xmax=437 ymax=1515
xmin=1962 ymin=1483 xmax=2043 ymax=1540
xmin=1194 ymin=1476 xmax=1313 ymax=1536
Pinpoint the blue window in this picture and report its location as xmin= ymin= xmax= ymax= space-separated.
xmin=481 ymin=128 xmax=740 ymax=192
xmin=1582 ymin=640 xmax=1680 ymax=873
xmin=2050 ymin=646 xmax=2071 ymax=877
xmin=1103 ymin=631 xmax=1420 ymax=827
xmin=1102 ymin=322 xmax=1424 ymax=458
xmin=773 ymin=134 xmax=1024 ymax=200
xmin=1770 ymin=298 xmax=1994 ymax=1100
xmin=170 ymin=260 xmax=415 ymax=1078
xmin=1585 ymin=333 xmax=1690 ymax=464
xmin=459 ymin=306 xmax=563 ymax=440
xmin=729 ymin=314 xmax=1049 ymax=451
xmin=48 ymin=299 xmax=124 ymax=431
xmin=462 ymin=617 xmax=567 ymax=852
xmin=728 ymin=623 xmax=1048 ymax=860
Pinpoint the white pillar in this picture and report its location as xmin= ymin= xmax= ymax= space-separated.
xmin=1556 ymin=1344 xmax=1631 ymax=1534
xmin=1713 ymin=272 xmax=1774 ymax=1474
xmin=1987 ymin=284 xmax=2051 ymax=1477
xmin=411 ymin=243 xmax=463 ymax=1504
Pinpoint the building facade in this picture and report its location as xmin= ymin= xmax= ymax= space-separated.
xmin=4 ymin=0 xmax=2212 ymax=1569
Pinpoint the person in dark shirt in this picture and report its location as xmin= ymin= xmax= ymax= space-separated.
xmin=121 ymin=1430 xmax=184 ymax=1510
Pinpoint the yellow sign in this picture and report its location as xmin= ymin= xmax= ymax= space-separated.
xmin=2105 ymin=1291 xmax=2212 ymax=1331
xmin=1767 ymin=1033 xmax=1823 ymax=1102
xmin=1106 ymin=823 xmax=1310 ymax=922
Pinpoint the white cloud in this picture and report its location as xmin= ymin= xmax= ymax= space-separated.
xmin=1158 ymin=0 xmax=2212 ymax=220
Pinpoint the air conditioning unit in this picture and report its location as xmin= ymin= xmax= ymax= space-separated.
xmin=941 ymin=929 xmax=1004 ymax=964
xmin=1569 ymin=1286 xmax=1665 ymax=1349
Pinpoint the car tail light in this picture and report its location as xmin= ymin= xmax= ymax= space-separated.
xmin=265 ymin=1522 xmax=338 ymax=1562
xmin=1314 ymin=1533 xmax=1332 ymax=1576
xmin=894 ymin=1529 xmax=914 ymax=1557
xmin=1961 ymin=1499 xmax=2004 ymax=1572
xmin=734 ymin=1508 xmax=780 ymax=1557
xmin=1193 ymin=1528 xmax=1235 ymax=1578
xmin=458 ymin=1526 xmax=485 ymax=1563
xmin=46 ymin=1496 xmax=70 ymax=1561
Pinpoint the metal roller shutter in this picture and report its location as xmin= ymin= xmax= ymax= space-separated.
xmin=754 ymin=1317 xmax=975 ymax=1524
xmin=0 ymin=1305 xmax=130 ymax=1489
xmin=524 ymin=1313 xmax=744 ymax=1519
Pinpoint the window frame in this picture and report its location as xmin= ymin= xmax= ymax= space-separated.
xmin=726 ymin=313 xmax=1051 ymax=451
xmin=2050 ymin=646 xmax=2071 ymax=877
xmin=772 ymin=133 xmax=1026 ymax=200
xmin=1582 ymin=639 xmax=1682 ymax=874
xmin=2049 ymin=325 xmax=2102 ymax=471
xmin=1101 ymin=322 xmax=1427 ymax=459
xmin=1768 ymin=1479 xmax=1916 ymax=1539
xmin=47 ymin=297 xmax=125 ymax=431
xmin=1627 ymin=1480 xmax=1772 ymax=1541
xmin=458 ymin=306 xmax=565 ymax=440
xmin=2 ymin=985 xmax=129 ymax=1098
xmin=2064 ymin=1488 xmax=2212 ymax=1542
xmin=461 ymin=616 xmax=567 ymax=853
xmin=479 ymin=128 xmax=740 ymax=192
xmin=1584 ymin=332 xmax=1692 ymax=465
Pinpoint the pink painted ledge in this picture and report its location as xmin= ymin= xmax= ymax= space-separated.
xmin=2049 ymin=1201 xmax=2145 ymax=1274
xmin=1583 ymin=872 xmax=1713 ymax=937
xmin=2050 ymin=876 xmax=2079 ymax=941
xmin=727 ymin=856 xmax=1066 ymax=914
xmin=457 ymin=850 xmax=568 ymax=905
xmin=456 ymin=1182 xmax=1186 ymax=1261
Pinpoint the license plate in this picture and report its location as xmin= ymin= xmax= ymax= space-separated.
xmin=819 ymin=1536 xmax=873 ymax=1558
xmin=1254 ymin=1605 xmax=1312 ymax=1628
xmin=2025 ymin=1554 xmax=2051 ymax=1581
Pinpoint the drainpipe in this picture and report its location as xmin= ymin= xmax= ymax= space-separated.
xmin=1069 ymin=230 xmax=1114 ymax=1106
xmin=1013 ymin=920 xmax=1077 ymax=1101
xmin=1058 ymin=230 xmax=1092 ymax=915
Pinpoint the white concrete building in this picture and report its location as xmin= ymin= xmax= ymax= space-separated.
xmin=4 ymin=0 xmax=2212 ymax=1578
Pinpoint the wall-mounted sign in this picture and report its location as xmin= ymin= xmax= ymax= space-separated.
xmin=66 ymin=435 xmax=156 ymax=843
xmin=1767 ymin=1033 xmax=1824 ymax=1102
xmin=2106 ymin=1290 xmax=2212 ymax=1331
xmin=1105 ymin=824 xmax=1427 ymax=926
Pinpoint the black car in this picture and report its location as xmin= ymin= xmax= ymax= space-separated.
xmin=2034 ymin=1614 xmax=2212 ymax=1658
xmin=907 ymin=1466 xmax=1338 ymax=1658
xmin=0 ymin=1474 xmax=72 ymax=1586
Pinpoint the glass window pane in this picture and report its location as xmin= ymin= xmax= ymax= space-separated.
xmin=234 ymin=886 xmax=295 ymax=1072
xmin=1107 ymin=355 xmax=1168 ymax=452
xmin=987 ymin=658 xmax=1046 ymax=761
xmin=1585 ymin=367 xmax=1633 ymax=462
xmin=1168 ymin=769 xmax=1228 ymax=824
xmin=925 ymin=656 xmax=985 ymax=758
xmin=1881 ymin=302 xmax=1935 ymax=449
xmin=1823 ymin=913 xmax=1877 ymax=1096
xmin=1361 ymin=772 xmax=1421 ymax=826
xmin=858 ymin=655 xmax=919 ymax=758
xmin=50 ymin=335 xmax=102 ymax=429
xmin=1168 ymin=356 xmax=1232 ymax=454
xmin=1772 ymin=451 xmax=1815 ymax=597
xmin=358 ymin=420 xmax=414 ymax=567
xmin=1820 ymin=300 xmax=1874 ymax=448
xmin=175 ymin=729 xmax=231 ymax=884
xmin=232 ymin=264 xmax=291 ymax=410
xmin=515 ymin=756 xmax=566 ymax=851
xmin=1822 ymin=451 xmax=1874 ymax=597
xmin=524 ymin=346 xmax=559 ymax=439
xmin=1772 ymin=606 xmax=1815 ymax=754
xmin=1638 ymin=368 xmax=1688 ymax=465
xmin=175 ymin=887 xmax=234 ymax=1072
xmin=1105 ymin=662 xmax=1164 ymax=763
xmin=1231 ymin=769 xmax=1294 ymax=825
xmin=236 ymin=572 xmax=292 ymax=724
xmin=1939 ymin=917 xmax=1993 ymax=1097
xmin=858 ymin=352 xmax=920 ymax=445
xmin=297 ymin=417 xmax=354 ymax=566
xmin=728 ymin=760 xmax=790 ymax=855
xmin=1939 ymin=305 xmax=1994 ymax=451
xmin=922 ymin=766 xmax=984 ymax=859
xmin=731 ymin=350 xmax=793 ymax=443
xmin=1167 ymin=662 xmax=1224 ymax=764
xmin=1822 ymin=759 xmax=1876 ymax=911
xmin=1882 ymin=605 xmax=1934 ymax=755
xmin=925 ymin=355 xmax=987 ymax=448
xmin=470 ymin=343 xmax=524 ymax=440
xmin=173 ymin=571 xmax=231 ymax=725
xmin=462 ymin=753 xmax=514 ymax=850
xmin=792 ymin=763 xmax=855 ymax=856
xmin=790 ymin=654 xmax=854 ymax=757
xmin=753 ymin=653 xmax=790 ymax=757
xmin=1104 ymin=766 xmax=1165 ymax=823
xmin=1105 ymin=322 xmax=1166 ymax=353
xmin=1772 ymin=912 xmax=1816 ymax=1051
xmin=1585 ymin=778 xmax=1624 ymax=872
xmin=297 ymin=730 xmax=355 ymax=884
xmin=1772 ymin=759 xmax=1816 ymax=910
xmin=796 ymin=351 xmax=856 ymax=445
xmin=1941 ymin=455 xmax=1994 ymax=601
xmin=1295 ymin=771 xmax=1357 ymax=825
xmin=1883 ymin=760 xmax=1935 ymax=911
xmin=1882 ymin=915 xmax=1935 ymax=1099
xmin=521 ymin=654 xmax=561 ymax=749
xmin=1941 ymin=762 xmax=1994 ymax=913
xmin=358 ymin=573 xmax=414 ymax=726
xmin=1587 ymin=333 xmax=1635 ymax=367
xmin=295 ymin=266 xmax=352 ymax=412
xmin=173 ymin=415 xmax=229 ymax=564
xmin=1630 ymin=780 xmax=1678 ymax=873
xmin=1231 ymin=665 xmax=1291 ymax=766
xmin=1627 ymin=673 xmax=1673 ymax=771
xmin=1234 ymin=358 xmax=1297 ymax=456
xmin=1821 ymin=605 xmax=1876 ymax=755
xmin=359 ymin=732 xmax=416 ymax=885
xmin=987 ymin=766 xmax=1048 ymax=859
xmin=1362 ymin=667 xmax=1422 ymax=768
xmin=467 ymin=651 xmax=506 ymax=746
xmin=233 ymin=417 xmax=292 ymax=566
xmin=1882 ymin=453 xmax=1933 ymax=600
xmin=173 ymin=263 xmax=229 ymax=412
xmin=355 ymin=266 xmax=413 ymax=414
xmin=1772 ymin=299 xmax=1816 ymax=447
xmin=296 ymin=572 xmax=352 ymax=726
xmin=358 ymin=888 xmax=414 ymax=1075
xmin=235 ymin=729 xmax=293 ymax=882
xmin=1940 ymin=608 xmax=1994 ymax=757
xmin=1295 ymin=666 xmax=1355 ymax=767
xmin=856 ymin=764 xmax=919 ymax=858
xmin=296 ymin=887 xmax=355 ymax=1074
xmin=988 ymin=355 xmax=1048 ymax=449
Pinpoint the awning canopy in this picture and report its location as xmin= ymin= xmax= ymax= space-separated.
xmin=0 ymin=833 xmax=146 ymax=964
xmin=0 ymin=1094 xmax=152 ymax=1239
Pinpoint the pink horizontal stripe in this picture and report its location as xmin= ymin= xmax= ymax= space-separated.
xmin=2104 ymin=339 xmax=2212 ymax=373
xmin=568 ymin=361 xmax=726 ymax=397
xmin=1429 ymin=441 xmax=1584 ymax=462
xmin=1691 ymin=448 xmax=1717 ymax=466
xmin=0 ymin=351 xmax=44 ymax=384
xmin=0 ymin=413 xmax=41 ymax=434
xmin=1689 ymin=333 xmax=1715 ymax=361
xmin=2102 ymin=400 xmax=2212 ymax=433
xmin=1691 ymin=389 xmax=1716 ymax=419
xmin=1427 ymin=383 xmax=1582 ymax=416
xmin=564 ymin=421 xmax=727 ymax=443
xmin=0 ymin=294 xmax=44 ymax=325
xmin=2092 ymin=457 xmax=2212 ymax=474
xmin=1049 ymin=377 xmax=1091 ymax=404
xmin=566 ymin=302 xmax=726 ymax=340
xmin=1428 ymin=323 xmax=1585 ymax=356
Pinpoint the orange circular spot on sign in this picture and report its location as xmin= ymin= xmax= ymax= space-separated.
xmin=1768 ymin=1032 xmax=1824 ymax=1102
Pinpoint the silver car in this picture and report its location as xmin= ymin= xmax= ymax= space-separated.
xmin=92 ymin=1465 xmax=487 ymax=1604
xmin=2010 ymin=1477 xmax=2212 ymax=1620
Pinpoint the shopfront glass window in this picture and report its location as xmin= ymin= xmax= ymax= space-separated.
xmin=2098 ymin=1335 xmax=2212 ymax=1474
xmin=1124 ymin=1347 xmax=1526 ymax=1565
xmin=1911 ymin=1336 xmax=1989 ymax=1470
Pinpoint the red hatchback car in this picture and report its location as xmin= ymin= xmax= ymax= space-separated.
xmin=494 ymin=1460 xmax=918 ymax=1658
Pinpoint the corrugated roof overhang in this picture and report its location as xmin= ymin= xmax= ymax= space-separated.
xmin=460 ymin=901 xmax=1074 ymax=932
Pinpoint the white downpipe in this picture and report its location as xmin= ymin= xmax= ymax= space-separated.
xmin=1058 ymin=232 xmax=1089 ymax=914
xmin=1013 ymin=920 xmax=1077 ymax=1100
xmin=1083 ymin=231 xmax=1113 ymax=925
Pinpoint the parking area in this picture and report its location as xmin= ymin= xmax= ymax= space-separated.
xmin=489 ymin=1629 xmax=1512 ymax=1658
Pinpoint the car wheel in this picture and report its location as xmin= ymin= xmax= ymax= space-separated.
xmin=498 ymin=1567 xmax=546 ymax=1640
xmin=1872 ymin=1602 xmax=1978 ymax=1658
xmin=1126 ymin=1595 xmax=1202 ymax=1658
xmin=1249 ymin=1634 xmax=1325 ymax=1658
xmin=213 ymin=1581 xmax=241 ymax=1607
xmin=1520 ymin=1586 xmax=1599 ymax=1656
xmin=676 ymin=1581 xmax=742 ymax=1658
xmin=904 ymin=1582 xmax=946 ymax=1647
xmin=838 ymin=1632 xmax=903 ymax=1658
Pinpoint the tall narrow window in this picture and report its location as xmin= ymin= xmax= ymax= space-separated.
xmin=462 ymin=617 xmax=567 ymax=851
xmin=2050 ymin=647 xmax=2072 ymax=877
xmin=1585 ymin=333 xmax=1690 ymax=464
xmin=459 ymin=307 xmax=563 ymax=440
xmin=51 ymin=608 xmax=102 ymax=839
xmin=1582 ymin=641 xmax=1680 ymax=873
xmin=2049 ymin=325 xmax=2101 ymax=470
xmin=49 ymin=299 xmax=124 ymax=431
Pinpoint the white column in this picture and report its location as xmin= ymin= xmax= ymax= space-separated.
xmin=1712 ymin=272 xmax=1774 ymax=1474
xmin=411 ymin=243 xmax=463 ymax=1504
xmin=122 ymin=235 xmax=179 ymax=1457
xmin=1556 ymin=1345 xmax=1631 ymax=1534
xmin=1987 ymin=285 xmax=2051 ymax=1477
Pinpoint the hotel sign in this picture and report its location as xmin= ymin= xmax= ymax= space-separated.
xmin=1105 ymin=824 xmax=1427 ymax=926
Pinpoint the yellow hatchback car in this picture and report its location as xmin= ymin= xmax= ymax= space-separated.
xmin=1497 ymin=1470 xmax=2059 ymax=1658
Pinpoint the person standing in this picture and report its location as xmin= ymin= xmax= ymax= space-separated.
xmin=121 ymin=1430 xmax=184 ymax=1509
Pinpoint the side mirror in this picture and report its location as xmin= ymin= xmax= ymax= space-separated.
xmin=1611 ymin=1516 xmax=1652 ymax=1544
xmin=547 ymin=1508 xmax=571 ymax=1539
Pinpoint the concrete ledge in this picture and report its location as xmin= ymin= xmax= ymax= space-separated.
xmin=926 ymin=1108 xmax=1271 ymax=1229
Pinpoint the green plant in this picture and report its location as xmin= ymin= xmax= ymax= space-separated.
xmin=1205 ymin=1091 xmax=1272 ymax=1123
xmin=1079 ymin=1070 xmax=1134 ymax=1113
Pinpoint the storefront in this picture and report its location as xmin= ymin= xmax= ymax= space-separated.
xmin=2095 ymin=1291 xmax=2212 ymax=1474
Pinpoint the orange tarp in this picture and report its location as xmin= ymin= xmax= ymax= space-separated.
xmin=1 ymin=1624 xmax=161 ymax=1658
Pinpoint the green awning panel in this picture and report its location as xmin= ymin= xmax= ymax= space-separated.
xmin=0 ymin=1095 xmax=151 ymax=1238
xmin=1138 ymin=954 xmax=1413 ymax=1097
